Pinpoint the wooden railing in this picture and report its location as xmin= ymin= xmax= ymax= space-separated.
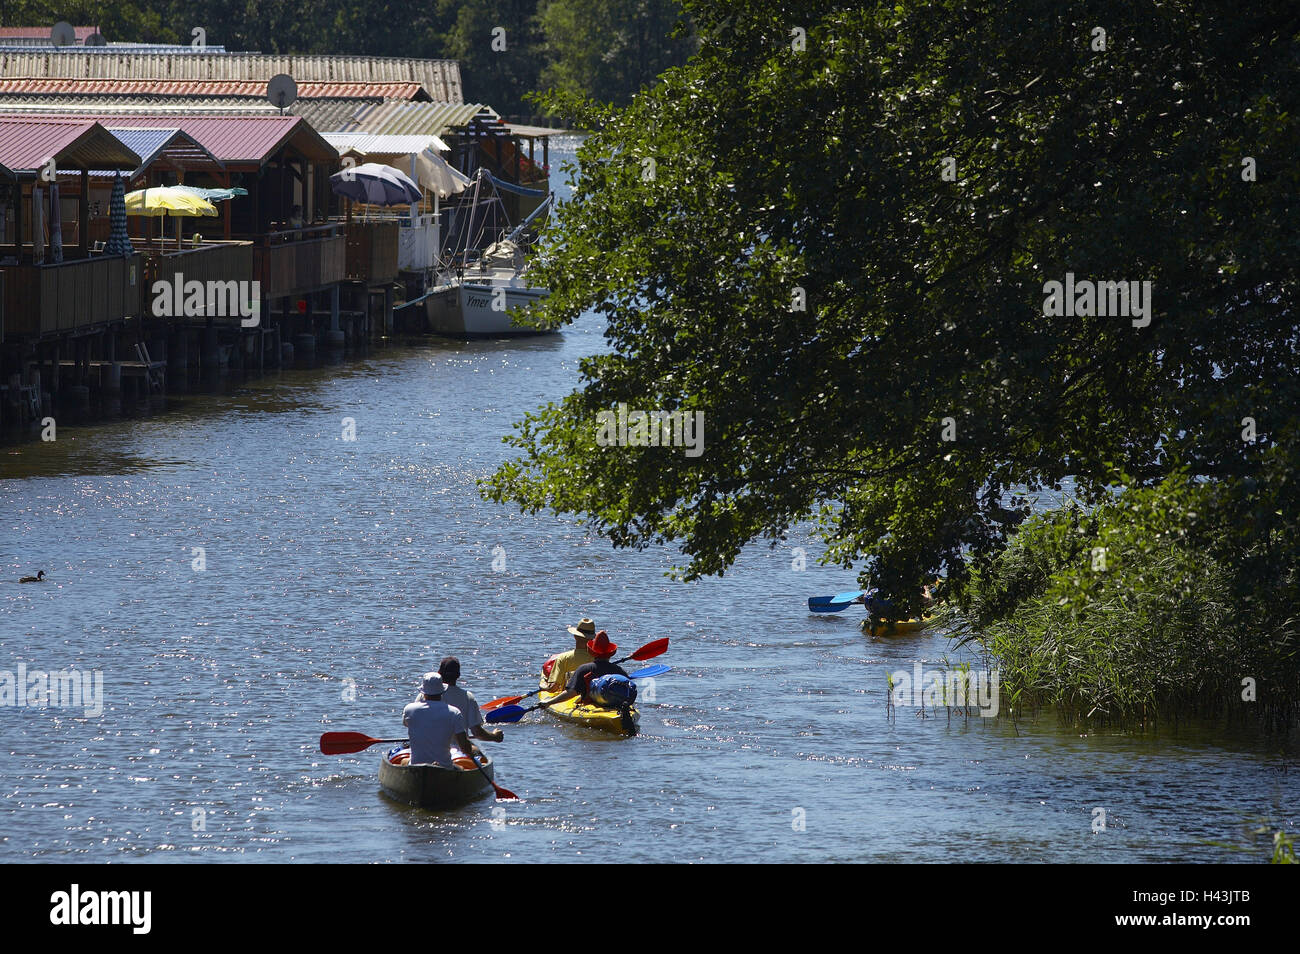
xmin=344 ymin=220 xmax=400 ymax=284
xmin=143 ymin=242 xmax=257 ymax=322
xmin=1 ymin=254 xmax=143 ymax=338
xmin=253 ymin=224 xmax=346 ymax=299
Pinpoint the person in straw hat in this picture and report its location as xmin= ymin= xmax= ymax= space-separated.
xmin=540 ymin=631 xmax=629 ymax=709
xmin=541 ymin=618 xmax=598 ymax=691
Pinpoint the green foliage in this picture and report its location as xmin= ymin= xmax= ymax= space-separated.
xmin=484 ymin=0 xmax=1300 ymax=619
xmin=961 ymin=477 xmax=1300 ymax=725
xmin=1273 ymin=830 xmax=1296 ymax=864
xmin=538 ymin=0 xmax=695 ymax=106
xmin=438 ymin=0 xmax=543 ymax=114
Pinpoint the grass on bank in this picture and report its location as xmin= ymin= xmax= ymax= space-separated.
xmin=951 ymin=478 xmax=1300 ymax=730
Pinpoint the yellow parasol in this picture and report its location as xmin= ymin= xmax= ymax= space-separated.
xmin=125 ymin=186 xmax=218 ymax=217
xmin=125 ymin=186 xmax=217 ymax=251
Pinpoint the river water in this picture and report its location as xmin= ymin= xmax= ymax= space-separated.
xmin=1 ymin=139 xmax=1295 ymax=863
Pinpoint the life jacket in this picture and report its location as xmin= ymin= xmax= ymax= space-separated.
xmin=588 ymin=674 xmax=637 ymax=708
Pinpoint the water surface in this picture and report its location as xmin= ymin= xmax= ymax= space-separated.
xmin=1 ymin=139 xmax=1294 ymax=863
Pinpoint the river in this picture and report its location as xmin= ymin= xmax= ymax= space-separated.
xmin=1 ymin=138 xmax=1294 ymax=863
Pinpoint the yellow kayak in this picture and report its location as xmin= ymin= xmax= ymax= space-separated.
xmin=861 ymin=617 xmax=933 ymax=638
xmin=536 ymin=686 xmax=640 ymax=736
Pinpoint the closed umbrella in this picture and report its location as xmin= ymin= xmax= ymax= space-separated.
xmin=50 ymin=182 xmax=63 ymax=263
xmin=31 ymin=186 xmax=44 ymax=265
xmin=173 ymin=185 xmax=249 ymax=203
xmin=414 ymin=147 xmax=470 ymax=267
xmin=103 ymin=172 xmax=133 ymax=256
xmin=415 ymin=147 xmax=471 ymax=200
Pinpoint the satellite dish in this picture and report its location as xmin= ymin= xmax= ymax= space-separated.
xmin=84 ymin=33 xmax=107 ymax=47
xmin=267 ymin=74 xmax=298 ymax=111
xmin=50 ymin=22 xmax=76 ymax=46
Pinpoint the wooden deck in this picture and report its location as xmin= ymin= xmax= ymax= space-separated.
xmin=254 ymin=225 xmax=346 ymax=299
xmin=1 ymin=255 xmax=144 ymax=339
xmin=344 ymin=220 xmax=399 ymax=285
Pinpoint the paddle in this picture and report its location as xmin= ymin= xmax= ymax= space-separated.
xmin=486 ymin=703 xmax=539 ymax=725
xmin=808 ymin=598 xmax=855 ymax=613
xmin=482 ymin=637 xmax=671 ymax=710
xmin=320 ymin=731 xmax=406 ymax=755
xmin=481 ymin=690 xmax=537 ymax=712
xmin=808 ymin=589 xmax=872 ymax=613
xmin=628 ymin=664 xmax=671 ymax=679
xmin=619 ymin=638 xmax=670 ymax=664
xmin=468 ymin=755 xmax=517 ymax=801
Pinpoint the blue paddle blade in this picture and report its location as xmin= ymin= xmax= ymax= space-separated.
xmin=831 ymin=589 xmax=870 ymax=603
xmin=808 ymin=599 xmax=852 ymax=613
xmin=630 ymin=664 xmax=670 ymax=679
xmin=486 ymin=705 xmax=528 ymax=724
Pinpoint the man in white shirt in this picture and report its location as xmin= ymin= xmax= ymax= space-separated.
xmin=402 ymin=673 xmax=472 ymax=767
xmin=438 ymin=656 xmax=503 ymax=760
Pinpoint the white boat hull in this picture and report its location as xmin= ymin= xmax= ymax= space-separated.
xmin=427 ymin=277 xmax=551 ymax=337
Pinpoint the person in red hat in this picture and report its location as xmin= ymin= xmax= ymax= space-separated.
xmin=540 ymin=630 xmax=629 ymax=709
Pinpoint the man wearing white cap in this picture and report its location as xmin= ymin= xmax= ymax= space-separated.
xmin=403 ymin=673 xmax=473 ymax=767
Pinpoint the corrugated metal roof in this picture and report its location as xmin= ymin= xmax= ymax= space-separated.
xmin=0 ymin=95 xmax=295 ymax=115
xmin=106 ymin=126 xmax=222 ymax=177
xmin=0 ymin=26 xmax=99 ymax=41
xmin=340 ymin=101 xmax=497 ymax=136
xmin=0 ymin=117 xmax=138 ymax=171
xmin=0 ymin=45 xmax=232 ymax=53
xmin=5 ymin=113 xmax=337 ymax=165
xmin=0 ymin=78 xmax=428 ymax=99
xmin=102 ymin=114 xmax=337 ymax=165
xmin=501 ymin=121 xmax=566 ymax=138
xmin=107 ymin=126 xmax=173 ymax=164
xmin=323 ymin=132 xmax=449 ymax=155
xmin=291 ymin=98 xmax=369 ymax=131
xmin=0 ymin=52 xmax=462 ymax=100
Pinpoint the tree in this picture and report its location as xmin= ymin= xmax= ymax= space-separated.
xmin=483 ymin=0 xmax=1300 ymax=614
xmin=439 ymin=0 xmax=544 ymax=114
xmin=538 ymin=0 xmax=695 ymax=106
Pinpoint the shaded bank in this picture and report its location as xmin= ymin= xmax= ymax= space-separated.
xmin=955 ymin=477 xmax=1300 ymax=731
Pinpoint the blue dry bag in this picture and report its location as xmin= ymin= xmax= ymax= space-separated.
xmin=588 ymin=674 xmax=638 ymax=707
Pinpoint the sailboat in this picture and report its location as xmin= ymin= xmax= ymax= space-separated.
xmin=426 ymin=169 xmax=554 ymax=337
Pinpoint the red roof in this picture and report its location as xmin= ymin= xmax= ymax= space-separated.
xmin=58 ymin=114 xmax=336 ymax=165
xmin=0 ymin=117 xmax=137 ymax=171
xmin=0 ymin=78 xmax=427 ymax=99
xmin=0 ymin=25 xmax=99 ymax=41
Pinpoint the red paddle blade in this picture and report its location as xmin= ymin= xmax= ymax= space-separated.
xmin=492 ymin=784 xmax=519 ymax=800
xmin=482 ymin=695 xmax=523 ymax=711
xmin=320 ymin=731 xmax=392 ymax=755
xmin=630 ymin=637 xmax=669 ymax=661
